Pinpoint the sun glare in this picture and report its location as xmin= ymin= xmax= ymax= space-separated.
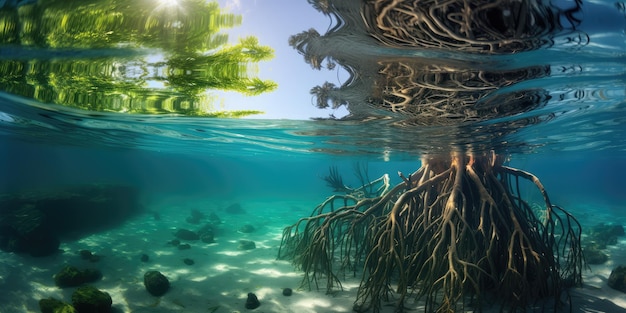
xmin=150 ymin=0 xmax=186 ymax=20
xmin=157 ymin=0 xmax=180 ymax=7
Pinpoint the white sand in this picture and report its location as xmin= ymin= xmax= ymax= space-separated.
xmin=1 ymin=198 xmax=626 ymax=313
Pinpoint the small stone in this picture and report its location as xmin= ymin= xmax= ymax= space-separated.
xmin=238 ymin=240 xmax=256 ymax=250
xmin=144 ymin=271 xmax=170 ymax=296
xmin=79 ymin=250 xmax=93 ymax=260
xmin=584 ymin=245 xmax=608 ymax=265
xmin=201 ymin=233 xmax=215 ymax=244
xmin=190 ymin=209 xmax=205 ymax=220
xmin=140 ymin=254 xmax=149 ymax=262
xmin=224 ymin=203 xmax=245 ymax=214
xmin=174 ymin=229 xmax=200 ymax=241
xmin=78 ymin=250 xmax=101 ymax=262
xmin=282 ymin=288 xmax=293 ymax=296
xmin=208 ymin=212 xmax=221 ymax=224
xmin=39 ymin=297 xmax=76 ymax=313
xmin=183 ymin=258 xmax=195 ymax=265
xmin=186 ymin=216 xmax=200 ymax=224
xmin=245 ymin=292 xmax=260 ymax=309
xmin=71 ymin=286 xmax=112 ymax=313
xmin=178 ymin=243 xmax=191 ymax=250
xmin=54 ymin=266 xmax=102 ymax=288
xmin=608 ymin=265 xmax=626 ymax=293
xmin=238 ymin=224 xmax=256 ymax=233
xmin=589 ymin=223 xmax=625 ymax=248
xmin=198 ymin=223 xmax=215 ymax=234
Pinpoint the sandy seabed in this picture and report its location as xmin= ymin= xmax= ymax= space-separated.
xmin=1 ymin=197 xmax=626 ymax=313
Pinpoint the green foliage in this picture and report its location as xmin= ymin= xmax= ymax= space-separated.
xmin=0 ymin=0 xmax=275 ymax=117
xmin=10 ymin=0 xmax=241 ymax=51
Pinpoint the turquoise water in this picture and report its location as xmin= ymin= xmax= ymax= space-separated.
xmin=1 ymin=0 xmax=626 ymax=312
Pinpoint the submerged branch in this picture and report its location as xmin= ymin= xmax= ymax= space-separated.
xmin=322 ymin=165 xmax=350 ymax=192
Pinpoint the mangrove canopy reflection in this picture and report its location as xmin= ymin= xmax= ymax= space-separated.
xmin=0 ymin=0 xmax=276 ymax=117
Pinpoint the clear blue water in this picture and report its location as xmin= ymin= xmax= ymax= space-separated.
xmin=1 ymin=0 xmax=626 ymax=312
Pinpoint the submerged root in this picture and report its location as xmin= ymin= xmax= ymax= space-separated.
xmin=278 ymin=152 xmax=583 ymax=312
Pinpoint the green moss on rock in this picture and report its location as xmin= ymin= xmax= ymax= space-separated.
xmin=54 ymin=265 xmax=102 ymax=288
xmin=38 ymin=297 xmax=77 ymax=313
xmin=144 ymin=270 xmax=170 ymax=296
xmin=71 ymin=285 xmax=112 ymax=313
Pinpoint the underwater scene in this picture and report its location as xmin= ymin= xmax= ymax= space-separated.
xmin=0 ymin=0 xmax=625 ymax=312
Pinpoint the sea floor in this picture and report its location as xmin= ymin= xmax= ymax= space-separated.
xmin=1 ymin=196 xmax=626 ymax=313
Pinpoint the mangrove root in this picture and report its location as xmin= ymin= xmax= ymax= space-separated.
xmin=278 ymin=151 xmax=583 ymax=312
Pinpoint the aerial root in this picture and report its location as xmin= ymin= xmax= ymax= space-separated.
xmin=279 ymin=152 xmax=583 ymax=312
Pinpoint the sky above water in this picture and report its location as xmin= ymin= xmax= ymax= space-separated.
xmin=213 ymin=0 xmax=348 ymax=120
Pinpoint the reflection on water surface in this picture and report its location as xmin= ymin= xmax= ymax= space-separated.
xmin=0 ymin=0 xmax=624 ymax=157
xmin=290 ymin=0 xmax=625 ymax=155
xmin=0 ymin=0 xmax=276 ymax=117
